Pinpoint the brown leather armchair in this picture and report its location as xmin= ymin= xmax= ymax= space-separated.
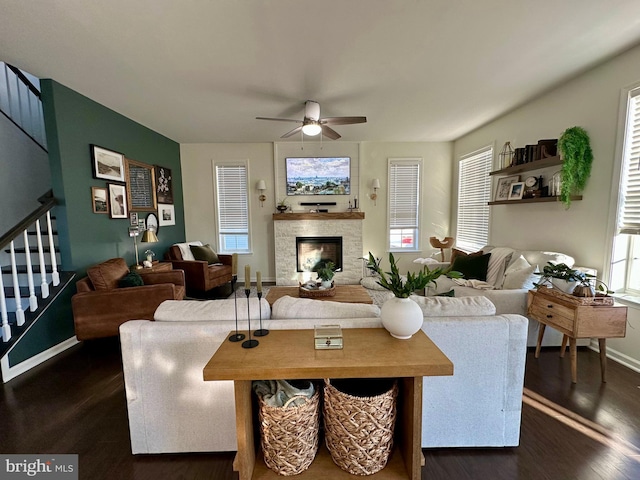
xmin=72 ymin=258 xmax=186 ymax=340
xmin=165 ymin=245 xmax=234 ymax=297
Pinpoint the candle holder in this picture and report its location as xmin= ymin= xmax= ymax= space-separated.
xmin=254 ymin=291 xmax=269 ymax=337
xmin=242 ymin=288 xmax=259 ymax=349
xmin=228 ymin=276 xmax=245 ymax=342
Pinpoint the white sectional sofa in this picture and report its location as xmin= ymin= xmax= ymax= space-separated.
xmin=425 ymin=245 xmax=581 ymax=346
xmin=119 ymin=294 xmax=528 ymax=454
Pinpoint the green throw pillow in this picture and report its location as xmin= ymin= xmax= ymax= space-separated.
xmin=118 ymin=271 xmax=144 ymax=288
xmin=436 ymin=289 xmax=455 ymax=297
xmin=451 ymin=253 xmax=492 ymax=281
xmin=190 ymin=244 xmax=221 ymax=264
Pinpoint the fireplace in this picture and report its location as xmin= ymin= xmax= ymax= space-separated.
xmin=296 ymin=236 xmax=343 ymax=272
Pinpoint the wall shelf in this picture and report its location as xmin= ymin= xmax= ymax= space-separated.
xmin=489 ymin=155 xmax=562 ymax=176
xmin=488 ymin=195 xmax=582 ymax=206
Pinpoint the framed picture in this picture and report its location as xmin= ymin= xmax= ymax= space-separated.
xmin=508 ymin=182 xmax=525 ymax=200
xmin=158 ymin=204 xmax=175 ymax=226
xmin=129 ymin=212 xmax=139 ymax=227
xmin=91 ymin=145 xmax=125 ymax=182
xmin=107 ymin=183 xmax=128 ymax=219
xmin=146 ymin=212 xmax=159 ymax=233
xmin=138 ymin=219 xmax=146 ymax=231
xmin=495 ymin=175 xmax=520 ymax=201
xmin=125 ymin=158 xmax=157 ymax=212
xmin=155 ymin=166 xmax=173 ymax=204
xmin=91 ymin=186 xmax=109 ymax=214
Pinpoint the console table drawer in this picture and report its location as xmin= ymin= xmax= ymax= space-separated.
xmin=529 ymin=304 xmax=574 ymax=334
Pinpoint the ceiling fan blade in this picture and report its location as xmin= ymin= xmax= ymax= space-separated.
xmin=256 ymin=117 xmax=302 ymax=123
xmin=320 ymin=116 xmax=367 ymax=126
xmin=321 ymin=125 xmax=341 ymax=140
xmin=281 ymin=126 xmax=303 ymax=138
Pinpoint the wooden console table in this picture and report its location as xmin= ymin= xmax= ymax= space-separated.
xmin=527 ymin=288 xmax=627 ymax=383
xmin=203 ymin=328 xmax=453 ymax=480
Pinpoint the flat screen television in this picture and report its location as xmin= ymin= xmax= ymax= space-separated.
xmin=285 ymin=157 xmax=350 ymax=196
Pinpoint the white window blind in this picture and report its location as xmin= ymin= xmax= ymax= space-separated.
xmin=388 ymin=158 xmax=421 ymax=251
xmin=618 ymin=90 xmax=640 ymax=235
xmin=456 ymin=147 xmax=492 ymax=252
xmin=215 ymin=163 xmax=250 ymax=253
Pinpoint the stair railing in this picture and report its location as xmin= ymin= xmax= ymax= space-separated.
xmin=0 ymin=191 xmax=58 ymax=342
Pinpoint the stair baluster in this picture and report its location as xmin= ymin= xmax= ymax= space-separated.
xmin=22 ymin=230 xmax=38 ymax=312
xmin=9 ymin=241 xmax=25 ymax=327
xmin=0 ymin=266 xmax=9 ymax=342
xmin=46 ymin=212 xmax=59 ymax=287
xmin=36 ymin=219 xmax=49 ymax=299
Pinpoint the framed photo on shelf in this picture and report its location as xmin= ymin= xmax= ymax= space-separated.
xmin=495 ymin=175 xmax=520 ymax=201
xmin=508 ymin=182 xmax=525 ymax=200
xmin=91 ymin=186 xmax=109 ymax=214
xmin=146 ymin=212 xmax=159 ymax=233
xmin=107 ymin=183 xmax=128 ymax=219
xmin=158 ymin=204 xmax=175 ymax=226
xmin=91 ymin=145 xmax=126 ymax=183
xmin=155 ymin=166 xmax=173 ymax=204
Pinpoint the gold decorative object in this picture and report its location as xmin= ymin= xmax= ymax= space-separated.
xmin=429 ymin=236 xmax=455 ymax=261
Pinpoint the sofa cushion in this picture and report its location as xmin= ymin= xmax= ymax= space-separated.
xmin=271 ymin=295 xmax=380 ymax=319
xmin=173 ymin=241 xmax=204 ymax=261
xmin=87 ymin=257 xmax=129 ymax=291
xmin=410 ymin=295 xmax=496 ymax=317
xmin=119 ymin=271 xmax=144 ymax=288
xmin=190 ymin=244 xmax=221 ymax=264
xmin=451 ymin=252 xmax=491 ymax=281
xmin=502 ymin=256 xmax=538 ymax=290
xmin=155 ymin=298 xmax=270 ymax=321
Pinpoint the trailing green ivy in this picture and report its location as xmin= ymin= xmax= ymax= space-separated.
xmin=558 ymin=126 xmax=593 ymax=208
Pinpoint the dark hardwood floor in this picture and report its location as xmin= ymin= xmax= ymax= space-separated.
xmin=2 ymin=338 xmax=639 ymax=479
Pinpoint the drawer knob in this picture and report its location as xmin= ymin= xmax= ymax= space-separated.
xmin=547 ymin=304 xmax=554 ymax=308
xmin=546 ymin=314 xmax=553 ymax=318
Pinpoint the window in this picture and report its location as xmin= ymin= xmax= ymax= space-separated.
xmin=388 ymin=158 xmax=421 ymax=251
xmin=456 ymin=147 xmax=492 ymax=252
xmin=215 ymin=162 xmax=250 ymax=253
xmin=610 ymin=86 xmax=640 ymax=295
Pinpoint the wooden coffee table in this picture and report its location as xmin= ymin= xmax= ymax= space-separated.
xmin=265 ymin=284 xmax=373 ymax=306
xmin=203 ymin=328 xmax=453 ymax=480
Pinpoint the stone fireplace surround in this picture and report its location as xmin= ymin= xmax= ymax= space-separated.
xmin=274 ymin=213 xmax=364 ymax=285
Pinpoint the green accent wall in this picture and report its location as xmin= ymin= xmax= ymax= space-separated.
xmin=41 ymin=79 xmax=184 ymax=275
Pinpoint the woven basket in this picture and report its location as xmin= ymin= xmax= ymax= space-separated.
xmin=535 ymin=286 xmax=614 ymax=306
xmin=299 ymin=282 xmax=336 ymax=298
xmin=257 ymin=389 xmax=320 ymax=476
xmin=323 ymin=378 xmax=398 ymax=476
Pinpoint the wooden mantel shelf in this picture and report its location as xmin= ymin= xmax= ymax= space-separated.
xmin=272 ymin=212 xmax=365 ymax=220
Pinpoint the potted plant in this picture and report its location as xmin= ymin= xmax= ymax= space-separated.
xmin=558 ymin=126 xmax=593 ymax=208
xmin=366 ymin=252 xmax=462 ymax=339
xmin=276 ymin=198 xmax=289 ymax=213
xmin=316 ymin=261 xmax=336 ymax=289
xmin=534 ymin=262 xmax=612 ymax=297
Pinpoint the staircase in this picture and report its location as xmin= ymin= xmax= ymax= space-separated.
xmin=0 ymin=62 xmax=77 ymax=382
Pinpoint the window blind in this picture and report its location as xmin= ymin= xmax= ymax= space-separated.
xmin=618 ymin=90 xmax=640 ymax=235
xmin=388 ymin=159 xmax=421 ymax=250
xmin=456 ymin=147 xmax=492 ymax=252
xmin=215 ymin=163 xmax=250 ymax=252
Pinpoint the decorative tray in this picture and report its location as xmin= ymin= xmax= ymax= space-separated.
xmin=534 ymin=286 xmax=614 ymax=306
xmin=299 ymin=282 xmax=336 ymax=298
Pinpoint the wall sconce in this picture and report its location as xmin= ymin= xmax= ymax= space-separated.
xmin=370 ymin=178 xmax=381 ymax=206
xmin=256 ymin=179 xmax=266 ymax=207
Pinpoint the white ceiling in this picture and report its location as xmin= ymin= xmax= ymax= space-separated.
xmin=3 ymin=1 xmax=640 ymax=144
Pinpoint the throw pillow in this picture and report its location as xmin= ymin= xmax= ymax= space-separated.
xmin=449 ymin=248 xmax=483 ymax=267
xmin=174 ymin=241 xmax=203 ymax=261
xmin=190 ymin=244 xmax=220 ymax=264
xmin=450 ymin=252 xmax=492 ymax=281
xmin=502 ymin=264 xmax=538 ymax=290
xmin=118 ymin=271 xmax=144 ymax=288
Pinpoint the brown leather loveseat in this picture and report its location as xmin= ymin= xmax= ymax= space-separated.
xmin=71 ymin=257 xmax=185 ymax=340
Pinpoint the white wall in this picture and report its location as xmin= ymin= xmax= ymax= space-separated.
xmin=453 ymin=43 xmax=640 ymax=372
xmin=180 ymin=141 xmax=453 ymax=281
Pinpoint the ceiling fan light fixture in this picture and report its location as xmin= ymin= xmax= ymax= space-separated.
xmin=301 ymin=122 xmax=322 ymax=136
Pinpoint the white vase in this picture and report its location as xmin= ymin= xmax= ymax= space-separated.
xmin=551 ymin=278 xmax=578 ymax=293
xmin=321 ymin=280 xmax=332 ymax=289
xmin=380 ymin=297 xmax=423 ymax=339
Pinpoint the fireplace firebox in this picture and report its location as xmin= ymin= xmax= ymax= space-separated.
xmin=296 ymin=236 xmax=343 ymax=273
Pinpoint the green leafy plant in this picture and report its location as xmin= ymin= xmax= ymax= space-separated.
xmin=316 ymin=261 xmax=336 ymax=282
xmin=534 ymin=262 xmax=612 ymax=295
xmin=558 ymin=126 xmax=593 ymax=208
xmin=366 ymin=252 xmax=462 ymax=298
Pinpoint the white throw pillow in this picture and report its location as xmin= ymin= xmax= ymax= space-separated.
xmin=409 ymin=295 xmax=496 ymax=317
xmin=271 ymin=295 xmax=380 ymax=319
xmin=174 ymin=241 xmax=203 ymax=261
xmin=502 ymin=263 xmax=538 ymax=290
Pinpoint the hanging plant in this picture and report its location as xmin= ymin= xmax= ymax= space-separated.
xmin=558 ymin=126 xmax=593 ymax=208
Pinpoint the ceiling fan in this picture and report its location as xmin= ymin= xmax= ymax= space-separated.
xmin=256 ymin=100 xmax=366 ymax=140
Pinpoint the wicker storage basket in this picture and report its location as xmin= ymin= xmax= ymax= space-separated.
xmin=323 ymin=378 xmax=398 ymax=476
xmin=257 ymin=388 xmax=320 ymax=476
xmin=299 ymin=282 xmax=336 ymax=298
xmin=535 ymin=286 xmax=614 ymax=306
